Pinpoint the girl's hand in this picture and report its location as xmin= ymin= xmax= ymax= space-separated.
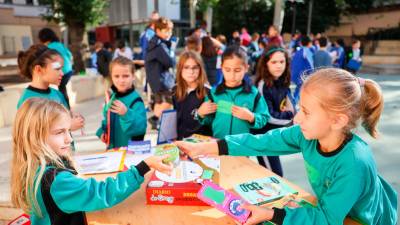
xmin=241 ymin=204 xmax=274 ymax=225
xmin=198 ymin=101 xmax=217 ymax=118
xmin=100 ymin=133 xmax=107 ymax=143
xmin=232 ymin=106 xmax=255 ymax=123
xmin=110 ymin=100 xmax=128 ymax=116
xmin=174 ymin=141 xmax=218 ymax=159
xmin=144 ymin=155 xmax=173 ymax=175
xmin=70 ymin=112 xmax=85 ymax=131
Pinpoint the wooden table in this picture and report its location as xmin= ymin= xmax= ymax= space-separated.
xmin=86 ymin=156 xmax=360 ymax=225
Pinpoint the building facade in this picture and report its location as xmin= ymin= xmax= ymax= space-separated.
xmin=0 ymin=0 xmax=59 ymax=56
xmin=94 ymin=0 xmax=190 ymax=49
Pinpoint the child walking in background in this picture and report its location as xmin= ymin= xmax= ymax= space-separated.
xmin=145 ymin=17 xmax=175 ymax=129
xmin=345 ymin=39 xmax=363 ymax=74
xmin=177 ymin=68 xmax=397 ymax=225
xmin=197 ymin=46 xmax=270 ymax=139
xmin=173 ymin=50 xmax=212 ymax=139
xmin=252 ymin=46 xmax=295 ymax=176
xmin=96 ymin=56 xmax=147 ymax=149
xmin=11 ymin=98 xmax=172 ymax=225
xmin=17 ymin=44 xmax=84 ymax=132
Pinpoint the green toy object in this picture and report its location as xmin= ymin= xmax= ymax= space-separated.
xmin=104 ymin=93 xmax=116 ymax=112
xmin=154 ymin=143 xmax=180 ymax=165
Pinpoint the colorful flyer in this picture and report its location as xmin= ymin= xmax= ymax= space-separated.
xmin=127 ymin=140 xmax=151 ymax=154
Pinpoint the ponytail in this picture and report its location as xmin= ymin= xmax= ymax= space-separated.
xmin=17 ymin=44 xmax=60 ymax=80
xmin=360 ymin=79 xmax=383 ymax=138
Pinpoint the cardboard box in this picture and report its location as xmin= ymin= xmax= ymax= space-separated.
xmin=146 ymin=158 xmax=220 ymax=206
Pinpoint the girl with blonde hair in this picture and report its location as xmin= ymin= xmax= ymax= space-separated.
xmin=11 ymin=98 xmax=172 ymax=225
xmin=176 ymin=68 xmax=397 ymax=225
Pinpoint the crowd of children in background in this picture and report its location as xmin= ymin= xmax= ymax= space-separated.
xmin=11 ymin=9 xmax=397 ymax=225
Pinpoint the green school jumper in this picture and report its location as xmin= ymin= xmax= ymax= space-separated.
xmin=30 ymin=160 xmax=150 ymax=225
xmin=17 ymin=86 xmax=69 ymax=109
xmin=96 ymin=86 xmax=147 ymax=149
xmin=199 ymin=80 xmax=270 ymax=139
xmin=217 ymin=125 xmax=397 ymax=225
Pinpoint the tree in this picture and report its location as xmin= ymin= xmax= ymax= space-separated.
xmin=212 ymin=0 xmax=382 ymax=38
xmin=213 ymin=0 xmax=274 ymax=38
xmin=40 ymin=0 xmax=108 ymax=72
xmin=282 ymin=0 xmax=341 ymax=34
xmin=197 ymin=0 xmax=219 ymax=32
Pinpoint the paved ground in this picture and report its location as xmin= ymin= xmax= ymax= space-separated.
xmin=0 ymin=73 xmax=399 ymax=221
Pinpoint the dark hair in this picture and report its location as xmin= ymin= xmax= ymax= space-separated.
xmin=336 ymin=38 xmax=345 ymax=47
xmin=318 ymin=37 xmax=328 ymax=47
xmin=104 ymin=42 xmax=112 ymax=50
xmin=201 ymin=36 xmax=217 ymax=58
xmin=301 ymin=36 xmax=311 ymax=46
xmin=117 ymin=40 xmax=125 ymax=49
xmin=255 ymin=45 xmax=291 ymax=88
xmin=200 ymin=20 xmax=207 ymax=27
xmin=221 ymin=46 xmax=247 ymax=65
xmin=38 ymin=28 xmax=60 ymax=43
xmin=17 ymin=44 xmax=60 ymax=80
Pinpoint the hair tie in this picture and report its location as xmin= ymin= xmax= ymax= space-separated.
xmin=357 ymin=77 xmax=365 ymax=88
xmin=264 ymin=47 xmax=285 ymax=58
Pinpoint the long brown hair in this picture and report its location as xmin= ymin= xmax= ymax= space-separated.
xmin=201 ymin=36 xmax=217 ymax=58
xmin=175 ymin=50 xmax=208 ymax=101
xmin=302 ymin=68 xmax=383 ymax=138
xmin=255 ymin=45 xmax=291 ymax=88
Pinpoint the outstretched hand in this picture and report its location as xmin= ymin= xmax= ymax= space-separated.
xmin=174 ymin=141 xmax=219 ymax=159
xmin=144 ymin=155 xmax=174 ymax=175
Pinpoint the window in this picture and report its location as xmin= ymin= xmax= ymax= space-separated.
xmin=2 ymin=36 xmax=16 ymax=55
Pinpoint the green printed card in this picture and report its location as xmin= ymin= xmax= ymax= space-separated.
xmin=217 ymin=100 xmax=233 ymax=115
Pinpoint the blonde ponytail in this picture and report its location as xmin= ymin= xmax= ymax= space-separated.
xmin=360 ymin=79 xmax=384 ymax=138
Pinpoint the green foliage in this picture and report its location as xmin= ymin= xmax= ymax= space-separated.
xmin=282 ymin=0 xmax=341 ymax=34
xmin=39 ymin=0 xmax=108 ymax=26
xmin=213 ymin=0 xmax=274 ymax=37
xmin=212 ymin=0 xmax=387 ymax=36
xmin=197 ymin=0 xmax=220 ymax=12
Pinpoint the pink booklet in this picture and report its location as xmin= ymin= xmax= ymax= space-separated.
xmin=197 ymin=180 xmax=250 ymax=224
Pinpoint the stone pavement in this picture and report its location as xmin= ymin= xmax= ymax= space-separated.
xmin=0 ymin=73 xmax=399 ymax=222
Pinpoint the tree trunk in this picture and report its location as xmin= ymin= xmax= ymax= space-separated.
xmin=273 ymin=0 xmax=284 ymax=32
xmin=67 ymin=21 xmax=85 ymax=73
xmin=203 ymin=6 xmax=213 ymax=34
xmin=190 ymin=0 xmax=196 ymax=28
